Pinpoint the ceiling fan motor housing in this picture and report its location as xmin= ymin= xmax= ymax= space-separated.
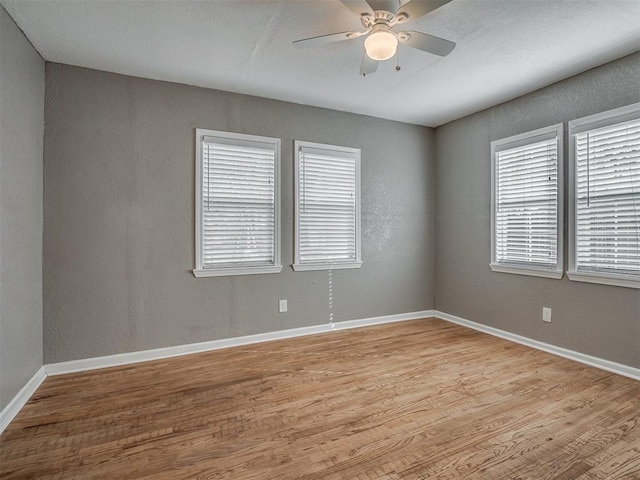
xmin=360 ymin=10 xmax=394 ymax=29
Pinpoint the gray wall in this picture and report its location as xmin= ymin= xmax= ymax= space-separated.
xmin=0 ymin=5 xmax=44 ymax=410
xmin=434 ymin=52 xmax=640 ymax=368
xmin=44 ymin=63 xmax=435 ymax=363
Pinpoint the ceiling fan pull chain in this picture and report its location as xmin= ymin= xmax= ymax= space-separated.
xmin=396 ymin=49 xmax=401 ymax=72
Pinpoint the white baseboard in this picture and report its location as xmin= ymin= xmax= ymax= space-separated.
xmin=0 ymin=366 xmax=47 ymax=435
xmin=45 ymin=310 xmax=435 ymax=376
xmin=433 ymin=310 xmax=640 ymax=381
xmin=3 ymin=307 xmax=637 ymax=436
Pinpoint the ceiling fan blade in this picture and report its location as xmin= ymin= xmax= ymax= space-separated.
xmin=339 ymin=0 xmax=374 ymax=16
xmin=293 ymin=31 xmax=366 ymax=48
xmin=397 ymin=31 xmax=455 ymax=56
xmin=395 ymin=0 xmax=453 ymax=23
xmin=360 ymin=52 xmax=379 ymax=76
xmin=366 ymin=0 xmax=399 ymax=13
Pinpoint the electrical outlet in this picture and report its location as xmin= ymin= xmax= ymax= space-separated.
xmin=279 ymin=299 xmax=288 ymax=313
xmin=542 ymin=307 xmax=552 ymax=323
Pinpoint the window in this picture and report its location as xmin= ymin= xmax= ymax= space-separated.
xmin=490 ymin=124 xmax=563 ymax=278
xmin=293 ymin=141 xmax=361 ymax=271
xmin=193 ymin=129 xmax=281 ymax=277
xmin=568 ymin=103 xmax=640 ymax=289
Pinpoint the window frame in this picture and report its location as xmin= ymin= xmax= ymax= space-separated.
xmin=193 ymin=128 xmax=282 ymax=278
xmin=490 ymin=123 xmax=564 ymax=279
xmin=293 ymin=140 xmax=362 ymax=272
xmin=567 ymin=103 xmax=640 ymax=289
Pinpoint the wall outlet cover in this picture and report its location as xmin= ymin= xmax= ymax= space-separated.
xmin=543 ymin=307 xmax=552 ymax=323
xmin=279 ymin=299 xmax=288 ymax=313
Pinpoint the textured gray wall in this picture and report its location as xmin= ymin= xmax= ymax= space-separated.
xmin=434 ymin=52 xmax=640 ymax=368
xmin=44 ymin=63 xmax=435 ymax=363
xmin=0 ymin=6 xmax=44 ymax=410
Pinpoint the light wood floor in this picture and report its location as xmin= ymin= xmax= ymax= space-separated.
xmin=1 ymin=318 xmax=639 ymax=479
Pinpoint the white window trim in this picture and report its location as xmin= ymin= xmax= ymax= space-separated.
xmin=490 ymin=123 xmax=564 ymax=279
xmin=567 ymin=102 xmax=640 ymax=289
xmin=193 ymin=128 xmax=282 ymax=278
xmin=566 ymin=270 xmax=639 ymax=289
xmin=293 ymin=140 xmax=362 ymax=272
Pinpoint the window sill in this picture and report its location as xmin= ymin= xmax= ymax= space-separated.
xmin=567 ymin=270 xmax=640 ymax=289
xmin=292 ymin=262 xmax=362 ymax=272
xmin=193 ymin=265 xmax=282 ymax=278
xmin=490 ymin=263 xmax=563 ymax=279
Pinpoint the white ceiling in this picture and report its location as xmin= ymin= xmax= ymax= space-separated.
xmin=2 ymin=0 xmax=639 ymax=127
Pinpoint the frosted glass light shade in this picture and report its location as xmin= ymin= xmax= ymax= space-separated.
xmin=364 ymin=31 xmax=398 ymax=61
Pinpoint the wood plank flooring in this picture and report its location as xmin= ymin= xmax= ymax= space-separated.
xmin=1 ymin=318 xmax=639 ymax=479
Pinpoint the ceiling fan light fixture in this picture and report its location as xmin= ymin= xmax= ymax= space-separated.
xmin=364 ymin=30 xmax=398 ymax=61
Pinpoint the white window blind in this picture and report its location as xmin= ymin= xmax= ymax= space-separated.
xmin=293 ymin=141 xmax=361 ymax=271
xmin=491 ymin=124 xmax=563 ymax=278
xmin=194 ymin=129 xmax=281 ymax=277
xmin=571 ymin=116 xmax=640 ymax=285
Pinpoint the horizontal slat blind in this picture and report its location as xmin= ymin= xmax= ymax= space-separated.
xmin=495 ymin=137 xmax=559 ymax=267
xmin=574 ymin=118 xmax=640 ymax=277
xmin=202 ymin=138 xmax=275 ymax=268
xmin=298 ymin=146 xmax=358 ymax=264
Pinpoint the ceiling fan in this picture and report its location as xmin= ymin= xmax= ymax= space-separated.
xmin=293 ymin=0 xmax=455 ymax=76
